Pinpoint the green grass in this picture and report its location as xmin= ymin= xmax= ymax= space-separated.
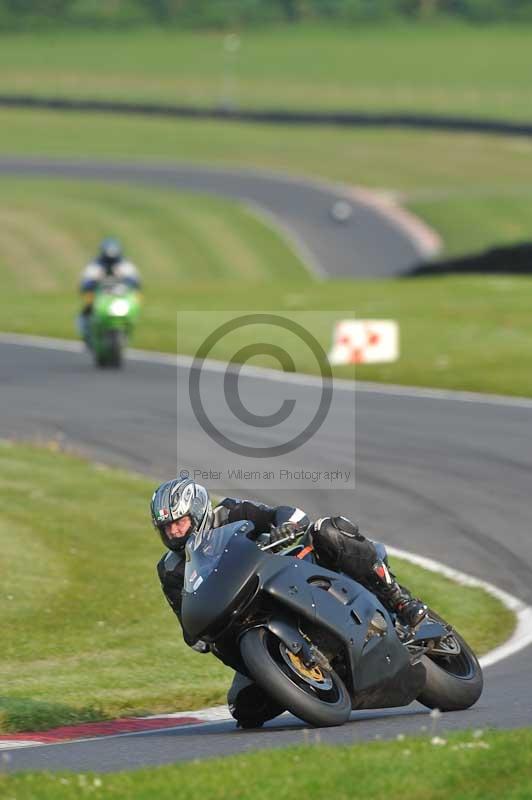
xmin=1 ymin=117 xmax=532 ymax=397
xmin=149 ymin=277 xmax=532 ymax=397
xmin=3 ymin=110 xmax=532 ymax=194
xmin=0 ymin=177 xmax=309 ymax=290
xmin=1 ymin=24 xmax=532 ymax=122
xmin=0 ymin=23 xmax=532 ymax=272
xmin=4 ymin=242 xmax=532 ymax=396
xmin=2 ymin=108 xmax=532 ymax=260
xmin=0 ymin=441 xmax=233 ymax=733
xmin=1 ymin=176 xmax=532 ymax=397
xmin=2 ymin=729 xmax=532 ymax=798
xmin=0 ymin=442 xmax=513 ymax=733
xmin=408 ymin=190 xmax=532 ymax=257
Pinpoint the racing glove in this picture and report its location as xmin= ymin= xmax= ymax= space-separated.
xmin=268 ymin=521 xmax=302 ymax=550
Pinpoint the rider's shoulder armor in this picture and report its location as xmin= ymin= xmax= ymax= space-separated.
xmin=158 ymin=549 xmax=185 ymax=579
xmin=81 ymin=262 xmax=104 ymax=282
xmin=114 ymin=261 xmax=140 ymax=282
xmin=218 ymin=497 xmax=242 ymax=509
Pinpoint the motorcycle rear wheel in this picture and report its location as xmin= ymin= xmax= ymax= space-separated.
xmin=417 ymin=610 xmax=483 ymax=711
xmin=240 ymin=627 xmax=351 ymax=728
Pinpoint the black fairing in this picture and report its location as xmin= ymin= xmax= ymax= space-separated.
xmin=181 ymin=521 xmax=428 ymax=709
xmin=260 ymin=558 xmax=422 ymax=700
xmin=181 ymin=521 xmax=264 ymax=641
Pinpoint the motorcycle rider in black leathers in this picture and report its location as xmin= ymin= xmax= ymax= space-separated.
xmin=151 ymin=478 xmax=428 ymax=728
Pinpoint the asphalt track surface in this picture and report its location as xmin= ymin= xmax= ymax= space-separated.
xmin=1 ymin=159 xmax=531 ymax=772
xmin=0 ymin=156 xmax=428 ymax=278
xmin=2 ymin=340 xmax=532 ymax=773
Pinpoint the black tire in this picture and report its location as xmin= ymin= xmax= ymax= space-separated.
xmin=417 ymin=610 xmax=483 ymax=712
xmin=240 ymin=627 xmax=351 ymax=728
xmin=94 ymin=349 xmax=108 ymax=368
xmin=107 ymin=330 xmax=123 ymax=369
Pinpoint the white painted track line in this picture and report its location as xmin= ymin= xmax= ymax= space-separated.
xmin=2 ymin=330 xmax=532 ymax=410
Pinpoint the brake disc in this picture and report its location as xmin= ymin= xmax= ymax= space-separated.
xmin=430 ymin=634 xmax=461 ymax=657
xmin=280 ymin=645 xmax=333 ymax=690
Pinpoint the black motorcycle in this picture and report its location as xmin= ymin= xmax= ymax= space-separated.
xmin=181 ymin=521 xmax=483 ymax=728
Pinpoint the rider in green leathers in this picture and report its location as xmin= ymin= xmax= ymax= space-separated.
xmin=78 ymin=238 xmax=140 ymax=345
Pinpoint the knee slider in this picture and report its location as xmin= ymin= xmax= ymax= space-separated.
xmin=313 ymin=516 xmax=377 ymax=578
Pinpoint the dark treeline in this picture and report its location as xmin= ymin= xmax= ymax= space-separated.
xmin=2 ymin=0 xmax=532 ymax=30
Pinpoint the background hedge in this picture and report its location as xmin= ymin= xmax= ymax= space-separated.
xmin=2 ymin=0 xmax=532 ymax=30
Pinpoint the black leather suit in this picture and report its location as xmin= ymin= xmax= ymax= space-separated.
xmin=157 ymin=498 xmax=385 ymax=727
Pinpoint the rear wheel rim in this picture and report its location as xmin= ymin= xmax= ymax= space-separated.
xmin=429 ymin=644 xmax=477 ymax=679
xmin=425 ymin=615 xmax=477 ymax=679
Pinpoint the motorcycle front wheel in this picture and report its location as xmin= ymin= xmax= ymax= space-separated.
xmin=416 ymin=610 xmax=483 ymax=712
xmin=107 ymin=329 xmax=123 ymax=368
xmin=240 ymin=627 xmax=351 ymax=728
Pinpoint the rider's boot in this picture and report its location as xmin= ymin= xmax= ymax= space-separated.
xmin=77 ymin=310 xmax=91 ymax=349
xmin=228 ymin=672 xmax=285 ymax=729
xmin=370 ymin=560 xmax=428 ymax=628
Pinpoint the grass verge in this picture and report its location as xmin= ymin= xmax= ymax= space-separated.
xmin=0 ymin=441 xmax=513 ymax=733
xmin=0 ymin=177 xmax=309 ymax=289
xmin=2 ymin=110 xmax=531 ymax=194
xmin=1 ymin=109 xmax=532 ymax=260
xmin=4 ymin=274 xmax=532 ymax=397
xmin=1 ymin=179 xmax=532 ymax=397
xmin=2 ymin=729 xmax=532 ymax=798
xmin=1 ymin=24 xmax=532 ymax=122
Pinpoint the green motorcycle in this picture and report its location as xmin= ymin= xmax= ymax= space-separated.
xmin=89 ymin=284 xmax=140 ymax=368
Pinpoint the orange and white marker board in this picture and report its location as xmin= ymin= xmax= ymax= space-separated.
xmin=328 ymin=320 xmax=399 ymax=365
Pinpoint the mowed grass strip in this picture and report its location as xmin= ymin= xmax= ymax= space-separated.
xmin=0 ymin=442 xmax=513 ymax=733
xmin=0 ymin=441 xmax=233 ymax=733
xmin=3 ymin=729 xmax=532 ymax=798
xmin=407 ymin=190 xmax=532 ymax=258
xmin=2 ymin=109 xmax=532 ymax=193
xmin=1 ymin=24 xmax=532 ymax=122
xmin=1 ymin=146 xmax=532 ymax=397
xmin=0 ymin=177 xmax=310 ymax=292
xmin=1 ymin=176 xmax=532 ymax=396
xmin=150 ymin=280 xmax=532 ymax=398
xmin=1 ymin=108 xmax=532 ymax=258
xmin=4 ymin=266 xmax=532 ymax=397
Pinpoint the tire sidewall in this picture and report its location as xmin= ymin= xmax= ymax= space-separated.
xmin=417 ymin=612 xmax=483 ymax=712
xmin=240 ymin=627 xmax=351 ymax=727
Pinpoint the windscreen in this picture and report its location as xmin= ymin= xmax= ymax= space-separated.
xmin=184 ymin=522 xmax=246 ymax=594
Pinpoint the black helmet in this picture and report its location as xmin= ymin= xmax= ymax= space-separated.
xmin=99 ymin=238 xmax=123 ymax=273
xmin=150 ymin=478 xmax=212 ymax=551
